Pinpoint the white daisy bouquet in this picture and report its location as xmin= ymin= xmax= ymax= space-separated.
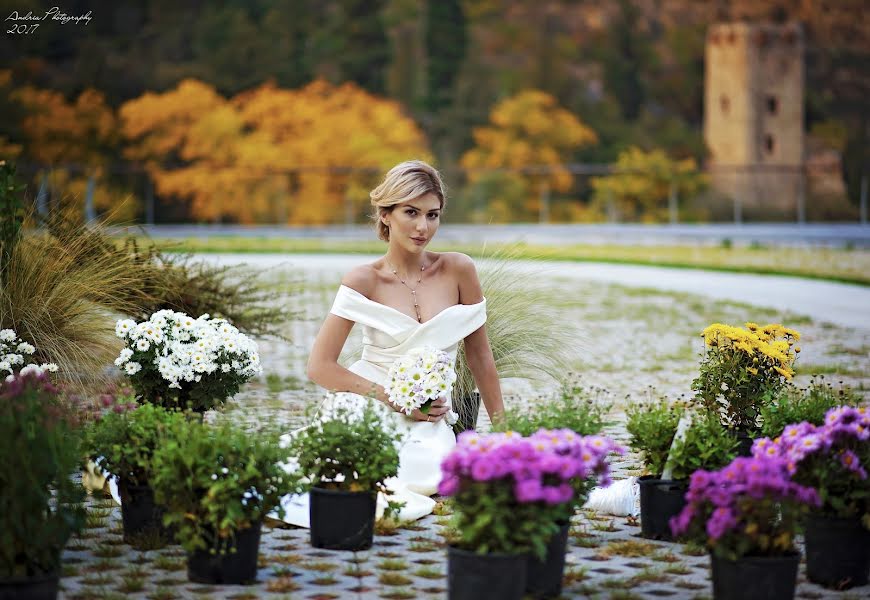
xmin=0 ymin=328 xmax=58 ymax=380
xmin=385 ymin=346 xmax=458 ymax=423
xmin=114 ymin=310 xmax=262 ymax=412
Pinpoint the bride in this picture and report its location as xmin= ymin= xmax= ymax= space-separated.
xmin=276 ymin=160 xmax=505 ymax=527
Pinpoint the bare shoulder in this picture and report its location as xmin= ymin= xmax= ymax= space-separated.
xmin=443 ymin=252 xmax=483 ymax=303
xmin=340 ymin=264 xmax=377 ymax=297
xmin=442 ymin=251 xmax=477 ymax=274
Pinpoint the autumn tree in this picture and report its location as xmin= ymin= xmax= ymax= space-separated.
xmin=9 ymin=82 xmax=134 ymax=219
xmin=590 ymin=146 xmax=706 ymax=222
xmin=121 ymin=78 xmax=431 ymax=224
xmin=460 ymin=89 xmax=598 ymax=221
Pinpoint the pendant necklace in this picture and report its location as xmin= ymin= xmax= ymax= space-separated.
xmin=388 ymin=261 xmax=426 ymax=322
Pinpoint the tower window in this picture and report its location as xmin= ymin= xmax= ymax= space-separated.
xmin=766 ymin=96 xmax=779 ymax=115
xmin=720 ymin=95 xmax=730 ymax=114
xmin=764 ymin=134 xmax=775 ymax=154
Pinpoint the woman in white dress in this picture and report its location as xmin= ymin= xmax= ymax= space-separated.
xmin=278 ymin=160 xmax=505 ymax=527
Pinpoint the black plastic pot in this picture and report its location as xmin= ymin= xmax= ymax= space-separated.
xmin=186 ymin=521 xmax=262 ymax=584
xmin=638 ymin=476 xmax=688 ymax=540
xmin=119 ymin=479 xmax=174 ymax=543
xmin=453 ymin=391 xmax=481 ymax=434
xmin=525 ymin=521 xmax=570 ymax=599
xmin=448 ymin=545 xmax=527 ymax=600
xmin=733 ymin=430 xmax=755 ymax=457
xmin=710 ymin=552 xmax=799 ymax=600
xmin=309 ymin=487 xmax=376 ymax=551
xmin=805 ymin=515 xmax=870 ymax=589
xmin=0 ymin=571 xmax=59 ymax=600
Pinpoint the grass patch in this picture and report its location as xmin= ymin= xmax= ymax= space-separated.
xmin=376 ymin=559 xmax=409 ymax=571
xmin=378 ymin=572 xmax=413 ymax=586
xmin=599 ymin=540 xmax=660 ymax=557
xmin=152 ymin=554 xmax=186 ymax=572
xmin=413 ymin=566 xmax=444 ymax=579
xmin=265 ymin=576 xmax=300 ymax=593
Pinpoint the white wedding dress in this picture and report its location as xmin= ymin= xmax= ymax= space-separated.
xmin=275 ymin=284 xmax=488 ymax=528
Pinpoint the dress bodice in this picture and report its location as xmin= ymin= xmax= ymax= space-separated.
xmin=329 ymin=284 xmax=487 ymax=385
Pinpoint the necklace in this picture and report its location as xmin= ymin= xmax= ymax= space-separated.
xmin=388 ymin=261 xmax=426 ymax=322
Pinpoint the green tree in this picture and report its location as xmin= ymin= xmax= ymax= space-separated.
xmin=424 ymin=0 xmax=467 ymax=113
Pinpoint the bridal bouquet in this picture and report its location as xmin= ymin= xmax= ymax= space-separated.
xmin=114 ymin=310 xmax=262 ymax=412
xmin=385 ymin=346 xmax=457 ymax=422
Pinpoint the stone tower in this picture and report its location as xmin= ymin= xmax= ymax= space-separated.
xmin=704 ymin=22 xmax=805 ymax=219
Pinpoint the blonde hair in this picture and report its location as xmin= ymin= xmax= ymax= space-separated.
xmin=370 ymin=160 xmax=447 ymax=241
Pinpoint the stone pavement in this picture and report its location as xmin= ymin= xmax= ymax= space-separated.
xmin=59 ymin=420 xmax=869 ymax=599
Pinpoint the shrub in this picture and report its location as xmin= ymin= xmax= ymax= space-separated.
xmin=289 ymin=400 xmax=403 ymax=493
xmin=0 ymin=372 xmax=86 ymax=577
xmin=760 ymin=378 xmax=860 ymax=439
xmin=626 ymin=397 xmax=682 ymax=478
xmin=493 ymin=377 xmax=610 ymax=436
xmin=150 ymin=417 xmax=294 ymax=554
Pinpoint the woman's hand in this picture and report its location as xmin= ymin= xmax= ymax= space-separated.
xmin=411 ymin=397 xmax=450 ymax=422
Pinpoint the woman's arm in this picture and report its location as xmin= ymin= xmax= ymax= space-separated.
xmin=307 ymin=267 xmax=392 ymax=404
xmin=306 ymin=313 xmax=388 ymax=402
xmin=454 ymin=254 xmax=505 ymax=422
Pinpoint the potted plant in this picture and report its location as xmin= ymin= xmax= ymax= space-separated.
xmin=752 ymin=405 xmax=870 ymax=589
xmin=451 ymin=246 xmax=574 ymax=433
xmin=493 ymin=377 xmax=610 ymax=437
xmin=289 ymin=400 xmax=403 ymax=550
xmin=114 ymin=309 xmax=262 ymax=413
xmin=85 ymin=400 xmax=185 ymax=543
xmin=150 ymin=417 xmax=293 ymax=584
xmin=759 ymin=378 xmax=859 ymax=439
xmin=692 ymin=322 xmax=799 ymax=453
xmin=628 ymin=399 xmax=738 ymax=539
xmin=491 ymin=381 xmax=611 ymax=598
xmin=670 ymin=456 xmax=820 ymax=600
xmin=0 ymin=370 xmax=86 ymax=600
xmin=438 ymin=429 xmax=621 ymax=600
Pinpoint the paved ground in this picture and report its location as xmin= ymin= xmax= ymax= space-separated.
xmin=57 ymin=254 xmax=869 ymax=599
xmin=61 ymin=424 xmax=869 ymax=600
xmin=196 ymin=253 xmax=870 ymax=332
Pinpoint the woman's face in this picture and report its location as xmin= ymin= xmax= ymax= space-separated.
xmin=383 ymin=193 xmax=442 ymax=252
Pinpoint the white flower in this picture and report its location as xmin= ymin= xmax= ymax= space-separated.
xmin=124 ymin=361 xmax=142 ymax=375
xmin=136 ymin=338 xmax=150 ymax=352
xmin=0 ymin=361 xmax=10 ymax=373
xmin=43 ymin=363 xmax=59 ymax=372
xmin=115 ymin=348 xmax=134 ymax=367
xmin=115 ymin=319 xmax=136 ymax=338
xmin=0 ymin=329 xmax=16 ymax=342
xmin=20 ymin=364 xmax=42 ymax=377
xmin=16 ymin=342 xmax=35 ymax=354
xmin=221 ymin=467 xmax=229 ymax=474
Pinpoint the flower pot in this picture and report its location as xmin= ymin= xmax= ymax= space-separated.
xmin=733 ymin=430 xmax=755 ymax=457
xmin=118 ymin=478 xmax=173 ymax=543
xmin=453 ymin=391 xmax=481 ymax=434
xmin=0 ymin=571 xmax=59 ymax=600
xmin=638 ymin=476 xmax=687 ymax=540
xmin=804 ymin=515 xmax=870 ymax=589
xmin=309 ymin=487 xmax=376 ymax=551
xmin=710 ymin=552 xmax=799 ymax=600
xmin=186 ymin=521 xmax=262 ymax=584
xmin=525 ymin=521 xmax=570 ymax=599
xmin=448 ymin=545 xmax=527 ymax=600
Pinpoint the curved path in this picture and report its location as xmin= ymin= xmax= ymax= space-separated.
xmin=197 ymin=253 xmax=870 ymax=332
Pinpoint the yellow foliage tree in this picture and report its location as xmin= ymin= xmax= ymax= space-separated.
xmin=460 ymin=89 xmax=597 ymax=221
xmin=590 ymin=146 xmax=707 ymax=222
xmin=121 ymin=78 xmax=431 ymax=224
xmin=10 ymin=84 xmax=134 ymax=220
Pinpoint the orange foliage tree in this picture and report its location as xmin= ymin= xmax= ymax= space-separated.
xmin=460 ymin=90 xmax=598 ymax=221
xmin=10 ymin=82 xmax=133 ymax=219
xmin=121 ymin=78 xmax=431 ymax=224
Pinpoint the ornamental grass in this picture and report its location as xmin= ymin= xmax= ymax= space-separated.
xmin=452 ymin=245 xmax=576 ymax=426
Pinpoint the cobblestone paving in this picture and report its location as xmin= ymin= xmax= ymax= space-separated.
xmin=60 ymin=259 xmax=869 ymax=599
